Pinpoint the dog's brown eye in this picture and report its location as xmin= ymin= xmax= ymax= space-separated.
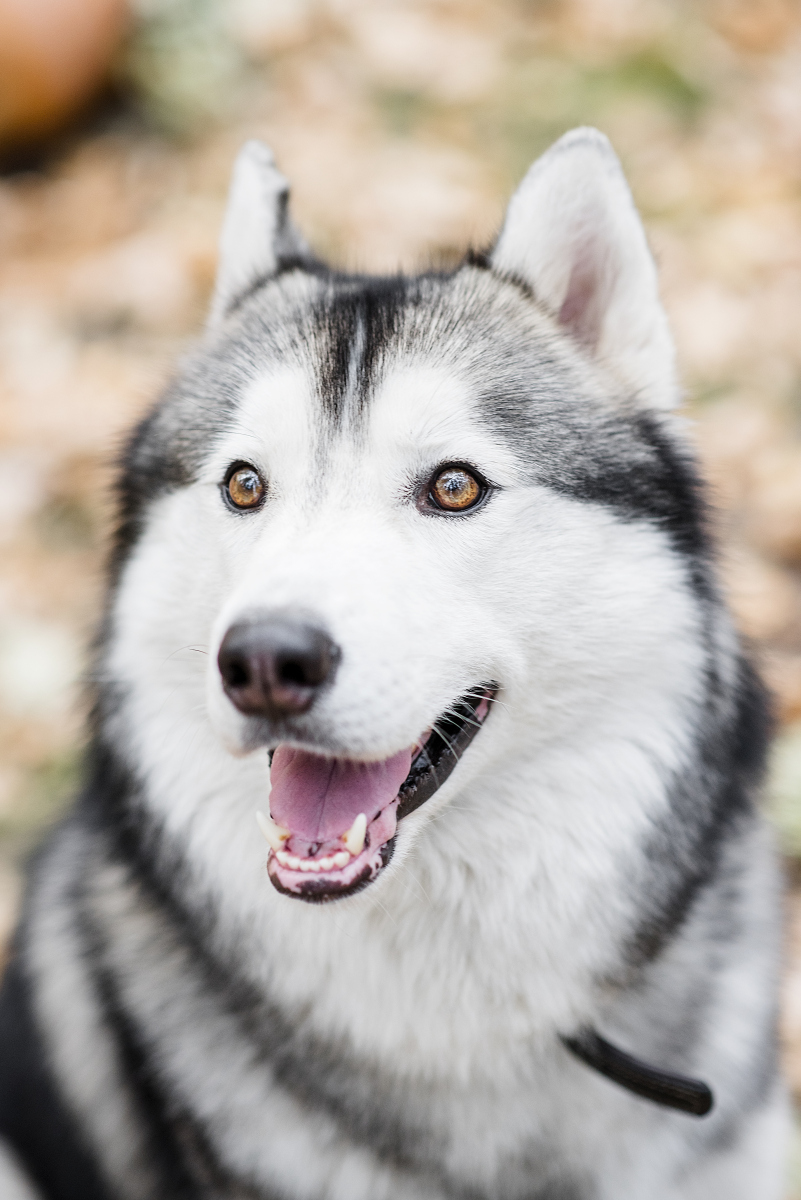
xmin=225 ymin=464 xmax=265 ymax=510
xmin=430 ymin=466 xmax=482 ymax=512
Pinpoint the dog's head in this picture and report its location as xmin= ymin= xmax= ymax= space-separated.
xmin=106 ymin=129 xmax=706 ymax=904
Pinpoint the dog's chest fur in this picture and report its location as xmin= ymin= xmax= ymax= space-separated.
xmin=23 ymin=786 xmax=780 ymax=1200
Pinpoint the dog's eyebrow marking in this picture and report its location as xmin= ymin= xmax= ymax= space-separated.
xmin=562 ymin=1029 xmax=714 ymax=1116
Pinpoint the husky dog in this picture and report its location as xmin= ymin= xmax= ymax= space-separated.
xmin=0 ymin=128 xmax=789 ymax=1200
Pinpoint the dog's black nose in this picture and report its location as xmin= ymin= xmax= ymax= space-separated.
xmin=218 ymin=613 xmax=340 ymax=719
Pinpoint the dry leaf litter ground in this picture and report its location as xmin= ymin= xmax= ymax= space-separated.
xmin=2 ymin=0 xmax=801 ymax=1190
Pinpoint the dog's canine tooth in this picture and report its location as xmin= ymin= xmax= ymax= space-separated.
xmin=333 ymin=851 xmax=350 ymax=869
xmin=256 ymin=810 xmax=291 ymax=851
xmin=343 ymin=813 xmax=367 ymax=857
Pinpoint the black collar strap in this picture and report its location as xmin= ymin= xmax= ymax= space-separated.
xmin=562 ymin=1029 xmax=714 ymax=1117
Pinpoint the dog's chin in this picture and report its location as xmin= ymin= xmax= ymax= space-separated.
xmin=263 ymin=684 xmax=497 ymax=903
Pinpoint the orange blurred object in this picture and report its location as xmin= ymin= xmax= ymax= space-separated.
xmin=0 ymin=0 xmax=130 ymax=151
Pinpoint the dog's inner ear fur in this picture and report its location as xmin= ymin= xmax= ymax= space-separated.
xmin=491 ymin=127 xmax=677 ymax=410
xmin=208 ymin=140 xmax=309 ymax=328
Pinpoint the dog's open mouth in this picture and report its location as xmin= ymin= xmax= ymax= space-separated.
xmin=258 ymin=685 xmax=496 ymax=902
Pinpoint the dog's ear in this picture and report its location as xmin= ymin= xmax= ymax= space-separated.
xmin=208 ymin=141 xmax=309 ymax=328
xmin=491 ymin=128 xmax=677 ymax=409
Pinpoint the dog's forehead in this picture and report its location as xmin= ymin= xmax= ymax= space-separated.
xmin=217 ymin=268 xmax=548 ymax=465
xmin=135 ymin=262 xmax=629 ymax=528
xmin=222 ymin=356 xmax=512 ymax=493
xmin=235 ymin=358 xmax=477 ymax=436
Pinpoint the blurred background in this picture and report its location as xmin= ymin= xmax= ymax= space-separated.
xmin=1 ymin=0 xmax=801 ymax=1188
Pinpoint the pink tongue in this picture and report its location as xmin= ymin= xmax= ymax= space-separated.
xmin=269 ymin=746 xmax=413 ymax=842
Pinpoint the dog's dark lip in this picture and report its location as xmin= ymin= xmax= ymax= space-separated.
xmin=268 ymin=839 xmax=396 ymax=904
xmin=397 ymin=683 xmax=498 ymax=821
xmin=266 ymin=682 xmax=498 ymax=902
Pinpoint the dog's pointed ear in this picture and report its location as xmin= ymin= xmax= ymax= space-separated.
xmin=491 ymin=128 xmax=677 ymax=409
xmin=208 ymin=140 xmax=309 ymax=329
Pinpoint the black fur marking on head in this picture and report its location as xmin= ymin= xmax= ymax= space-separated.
xmin=546 ymin=408 xmax=711 ymax=567
xmin=309 ymin=274 xmax=421 ymax=427
xmin=476 ymin=379 xmax=714 ymax=597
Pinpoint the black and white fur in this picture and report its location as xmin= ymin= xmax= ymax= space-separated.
xmin=0 ymin=129 xmax=788 ymax=1199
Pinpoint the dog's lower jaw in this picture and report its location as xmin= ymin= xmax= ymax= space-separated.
xmin=268 ymin=834 xmax=396 ymax=902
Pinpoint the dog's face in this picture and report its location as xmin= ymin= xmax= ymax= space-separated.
xmin=106 ymin=131 xmax=705 ymax=906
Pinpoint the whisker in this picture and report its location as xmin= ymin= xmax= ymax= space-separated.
xmin=393 ymin=862 xmax=433 ymax=905
xmin=442 ymin=711 xmax=485 ymax=733
xmin=431 ymin=721 xmax=460 ymax=758
xmin=365 ymin=892 xmax=399 ymax=930
xmin=415 ymin=739 xmax=441 ymax=787
xmin=163 ymin=644 xmax=209 ymax=663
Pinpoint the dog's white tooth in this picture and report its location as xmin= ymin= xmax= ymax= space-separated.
xmin=333 ymin=851 xmax=350 ymax=869
xmin=343 ymin=813 xmax=367 ymax=857
xmin=256 ymin=811 xmax=291 ymax=852
xmin=318 ymin=856 xmax=334 ymax=870
xmin=276 ymin=849 xmax=291 ymax=866
xmin=299 ymin=859 xmax=317 ymax=872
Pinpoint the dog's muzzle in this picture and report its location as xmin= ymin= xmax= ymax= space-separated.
xmin=217 ymin=610 xmax=496 ymax=902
